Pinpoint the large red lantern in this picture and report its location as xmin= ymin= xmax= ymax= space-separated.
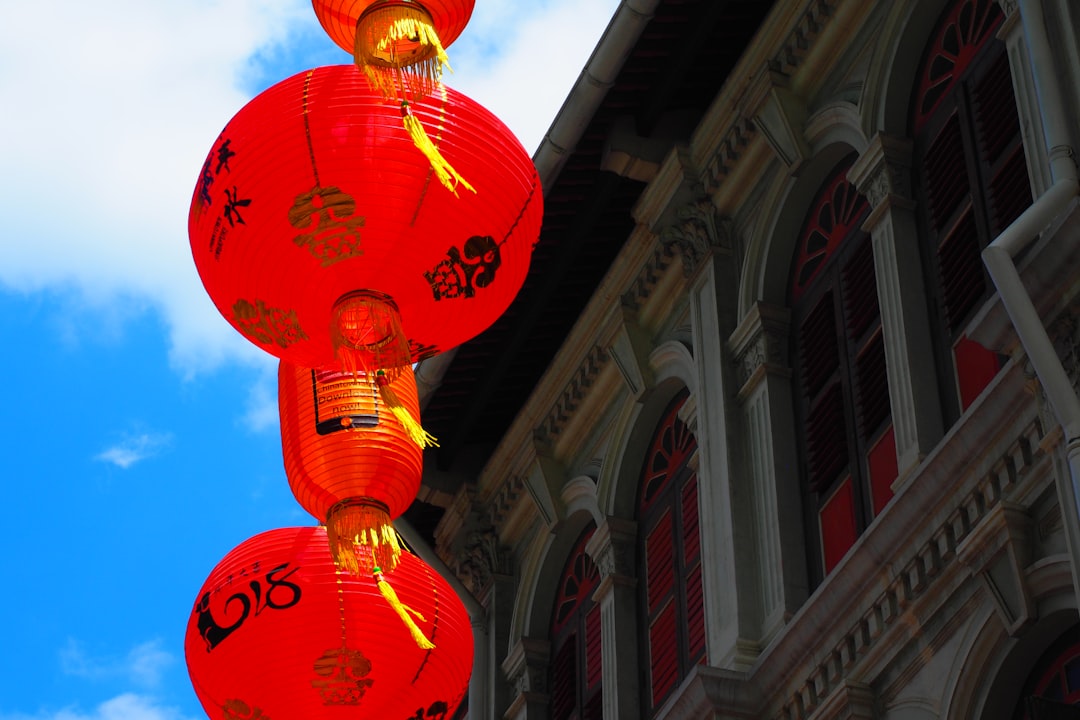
xmin=279 ymin=361 xmax=427 ymax=573
xmin=312 ymin=0 xmax=476 ymax=99
xmin=186 ymin=526 xmax=473 ymax=719
xmin=188 ymin=64 xmax=541 ymax=372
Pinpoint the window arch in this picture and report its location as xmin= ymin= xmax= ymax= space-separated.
xmin=1014 ymin=623 xmax=1080 ymax=718
xmin=549 ymin=524 xmax=602 ymax=720
xmin=790 ymin=154 xmax=897 ymax=580
xmin=910 ymin=0 xmax=1030 ymax=415
xmin=637 ymin=389 xmax=706 ymax=715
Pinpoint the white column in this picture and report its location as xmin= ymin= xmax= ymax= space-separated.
xmin=729 ymin=302 xmax=809 ymax=643
xmin=849 ymin=133 xmax=945 ymax=479
xmin=586 ymin=517 xmax=640 ymax=720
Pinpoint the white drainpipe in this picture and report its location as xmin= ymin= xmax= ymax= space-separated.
xmin=981 ymin=0 xmax=1080 ymax=581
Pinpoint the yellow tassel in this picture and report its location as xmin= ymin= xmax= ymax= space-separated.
xmin=401 ymin=98 xmax=475 ymax=197
xmin=355 ymin=2 xmax=451 ymax=101
xmin=325 ymin=500 xmax=402 ymax=575
xmin=375 ymin=568 xmax=435 ymax=650
xmin=377 ymin=370 xmax=438 ymax=448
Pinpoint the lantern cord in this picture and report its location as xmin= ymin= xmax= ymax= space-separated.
xmin=374 ymin=568 xmax=436 ymax=650
xmin=326 ymin=501 xmax=403 ymax=575
xmin=401 ymin=100 xmax=475 ymax=197
xmin=376 ymin=370 xmax=439 ymax=448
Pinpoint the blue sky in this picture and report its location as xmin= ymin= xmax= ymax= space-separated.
xmin=0 ymin=1 xmax=619 ymax=717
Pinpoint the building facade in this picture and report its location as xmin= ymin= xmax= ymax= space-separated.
xmin=414 ymin=0 xmax=1080 ymax=717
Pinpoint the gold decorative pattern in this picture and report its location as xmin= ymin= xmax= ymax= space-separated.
xmin=231 ymin=299 xmax=308 ymax=349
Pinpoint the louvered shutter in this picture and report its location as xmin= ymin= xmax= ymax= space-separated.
xmin=681 ymin=476 xmax=706 ymax=664
xmin=647 ymin=509 xmax=678 ymax=707
xmin=551 ymin=635 xmax=577 ymax=720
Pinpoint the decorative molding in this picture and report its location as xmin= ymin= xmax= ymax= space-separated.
xmin=608 ymin=307 xmax=655 ymax=398
xmin=809 ymin=681 xmax=875 ymax=720
xmin=770 ymin=416 xmax=1047 ymax=720
xmin=956 ymin=502 xmax=1035 ymax=636
xmin=502 ymin=637 xmax=551 ymax=698
xmin=623 ymin=237 xmax=680 ymax=313
xmin=659 ymin=197 xmax=736 ymax=279
xmin=729 ymin=303 xmax=792 ymax=396
xmin=536 ymin=344 xmax=609 ymax=442
xmin=488 ymin=474 xmax=528 ymax=528
xmin=656 ymin=666 xmax=761 ymax=720
xmin=704 ymin=116 xmax=758 ymax=193
xmin=586 ymin=516 xmax=638 ymax=581
xmin=745 ymin=64 xmax=809 ymax=170
xmin=771 ymin=0 xmax=840 ymax=77
xmin=1050 ymin=309 xmax=1080 ymax=396
xmin=703 ymin=0 xmax=840 ymax=192
xmin=436 ymin=484 xmax=511 ymax=598
xmin=847 ymin=133 xmax=914 ymax=217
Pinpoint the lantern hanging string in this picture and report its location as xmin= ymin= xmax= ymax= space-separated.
xmin=374 ymin=566 xmax=436 ymax=649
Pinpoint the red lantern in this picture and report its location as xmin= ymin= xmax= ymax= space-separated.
xmin=312 ymin=0 xmax=476 ymax=99
xmin=186 ymin=526 xmax=473 ymax=719
xmin=188 ymin=65 xmax=541 ymax=372
xmin=279 ymin=361 xmax=428 ymax=573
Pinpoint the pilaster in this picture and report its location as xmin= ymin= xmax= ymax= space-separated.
xmin=849 ymin=132 xmax=945 ymax=479
xmin=729 ymin=302 xmax=808 ymax=642
xmin=995 ymin=0 xmax=1051 ymax=196
xmin=586 ymin=517 xmax=641 ymax=720
xmin=685 ymin=221 xmax=763 ymax=670
xmin=502 ymin=638 xmax=551 ymax=720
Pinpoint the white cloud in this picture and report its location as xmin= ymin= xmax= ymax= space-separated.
xmin=239 ymin=355 xmax=281 ymax=433
xmin=95 ymin=432 xmax=173 ymax=469
xmin=0 ymin=0 xmax=620 ymax=379
xmin=59 ymin=639 xmax=175 ymax=689
xmin=0 ymin=0 xmax=311 ymax=377
xmin=0 ymin=694 xmax=196 ymax=720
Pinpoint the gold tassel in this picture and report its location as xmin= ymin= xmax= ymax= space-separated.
xmin=354 ymin=1 xmax=451 ymax=101
xmin=325 ymin=499 xmax=402 ymax=575
xmin=401 ymin=99 xmax=475 ymax=197
xmin=374 ymin=567 xmax=435 ymax=650
xmin=376 ymin=370 xmax=438 ymax=448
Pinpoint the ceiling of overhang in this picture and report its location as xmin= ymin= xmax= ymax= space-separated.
xmin=409 ymin=0 xmax=776 ymax=531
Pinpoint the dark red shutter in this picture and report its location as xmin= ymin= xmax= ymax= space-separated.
xmin=938 ymin=209 xmax=984 ymax=333
xmin=649 ymin=601 xmax=679 ymax=706
xmin=585 ymin=605 xmax=602 ymax=689
xmin=646 ymin=511 xmax=675 ymax=611
xmin=551 ymin=636 xmax=577 ymax=720
xmin=972 ymin=50 xmax=1031 ymax=234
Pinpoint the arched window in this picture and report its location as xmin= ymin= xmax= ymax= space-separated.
xmin=549 ymin=525 xmax=602 ymax=720
xmin=790 ymin=155 xmax=896 ymax=579
xmin=637 ymin=390 xmax=706 ymax=715
xmin=911 ymin=0 xmax=1030 ymax=415
xmin=1014 ymin=623 xmax=1080 ymax=718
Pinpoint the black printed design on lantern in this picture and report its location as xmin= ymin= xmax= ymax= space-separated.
xmin=194 ymin=562 xmax=302 ymax=652
xmin=312 ymin=647 xmax=375 ymax=705
xmin=289 ymin=186 xmax=366 ymax=267
xmin=408 ymin=340 xmax=440 ymax=362
xmin=224 ymin=186 xmax=252 ymax=227
xmin=196 ymin=136 xmax=237 ymax=211
xmin=216 ymin=139 xmax=236 ymax=174
xmin=424 ymin=235 xmax=502 ymax=301
xmin=406 ymin=700 xmax=450 ymax=720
